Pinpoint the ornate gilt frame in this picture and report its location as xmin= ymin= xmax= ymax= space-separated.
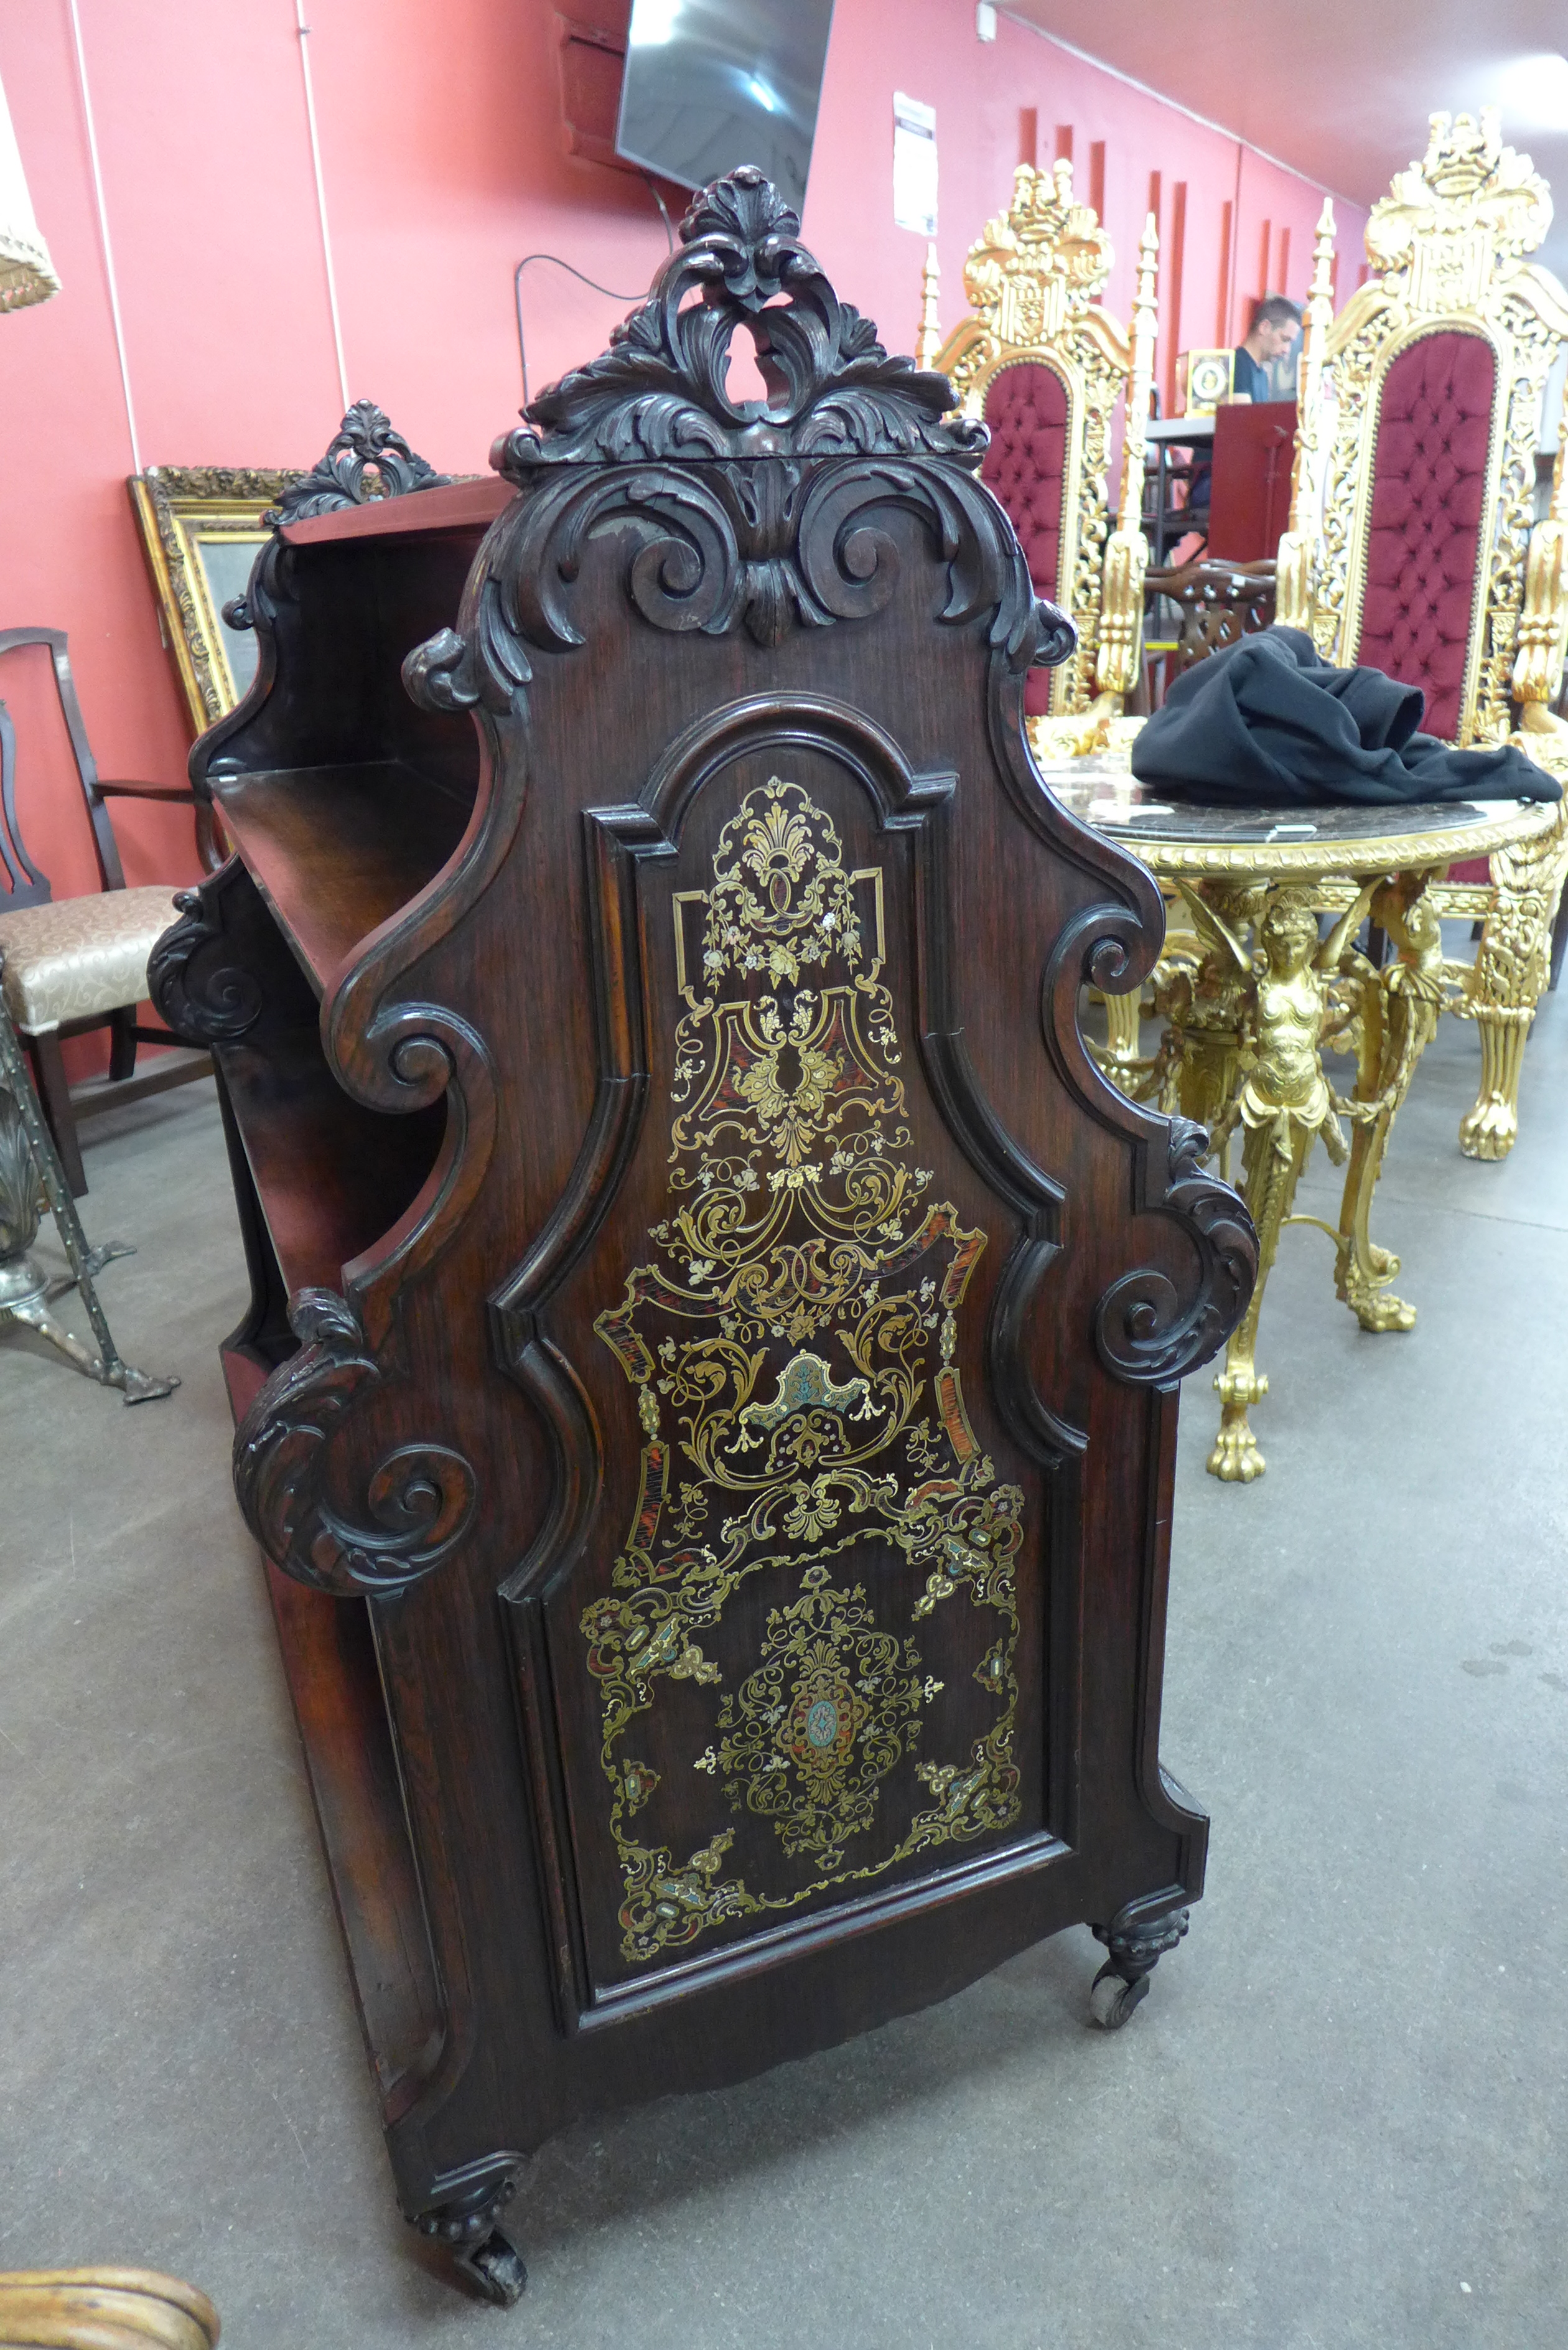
xmin=129 ymin=467 xmax=302 ymax=733
xmin=922 ymin=162 xmax=1157 ymax=747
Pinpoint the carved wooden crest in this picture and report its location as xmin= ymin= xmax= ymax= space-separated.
xmin=270 ymin=400 xmax=450 ymax=523
xmin=495 ymin=165 xmax=986 ymax=476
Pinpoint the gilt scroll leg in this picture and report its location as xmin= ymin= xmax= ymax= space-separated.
xmin=1208 ymin=1118 xmax=1309 ymax=1482
xmin=1459 ymin=820 xmax=1566 ymax=1161
xmin=1334 ymin=984 xmax=1438 ymax=1332
xmin=1101 ymin=985 xmax=1142 ymax=1071
xmin=1333 ymin=1105 xmax=1415 ymax=1331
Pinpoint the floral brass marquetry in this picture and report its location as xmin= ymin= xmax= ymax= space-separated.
xmin=587 ymin=779 xmax=1024 ymax=1966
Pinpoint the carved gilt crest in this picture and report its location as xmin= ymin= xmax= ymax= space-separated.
xmin=1366 ymin=110 xmax=1553 ymax=314
xmin=961 ymin=160 xmax=1115 ymax=354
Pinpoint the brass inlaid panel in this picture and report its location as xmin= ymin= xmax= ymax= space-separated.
xmin=587 ymin=780 xmax=1024 ymax=1967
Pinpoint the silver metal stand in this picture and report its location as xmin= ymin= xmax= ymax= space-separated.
xmin=0 ymin=968 xmax=178 ymax=1403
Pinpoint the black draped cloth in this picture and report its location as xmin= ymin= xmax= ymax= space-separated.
xmin=1131 ymin=625 xmax=1561 ymax=807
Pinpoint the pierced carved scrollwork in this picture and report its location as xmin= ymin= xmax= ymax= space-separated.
xmin=233 ymin=1289 xmax=477 ymax=1597
xmin=406 ymin=447 xmax=1068 ymax=708
xmin=494 ymin=168 xmax=984 ymax=475
xmin=147 ymin=884 xmax=263 ymax=1045
xmin=269 ymin=400 xmax=451 ymax=523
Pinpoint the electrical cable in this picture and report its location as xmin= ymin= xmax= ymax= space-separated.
xmin=294 ymin=0 xmax=351 ymax=414
xmin=513 ymin=171 xmax=676 ymax=408
xmin=65 ymin=0 xmax=141 ymax=471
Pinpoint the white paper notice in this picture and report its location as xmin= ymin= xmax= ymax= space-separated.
xmin=893 ymin=93 xmax=937 ymax=236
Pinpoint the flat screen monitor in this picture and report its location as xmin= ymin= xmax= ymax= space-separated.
xmin=615 ymin=0 xmax=835 ymax=213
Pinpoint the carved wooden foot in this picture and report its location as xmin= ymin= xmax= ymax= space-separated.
xmin=1089 ymin=1900 xmax=1190 ymax=2028
xmin=1459 ymin=1005 xmax=1530 ymax=1160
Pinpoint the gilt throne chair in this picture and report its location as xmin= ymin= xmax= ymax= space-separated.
xmin=1277 ymin=110 xmax=1568 ymax=1159
xmin=919 ymin=161 xmax=1159 ymax=761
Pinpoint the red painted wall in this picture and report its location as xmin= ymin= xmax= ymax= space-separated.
xmin=0 ymin=0 xmax=1365 ymax=935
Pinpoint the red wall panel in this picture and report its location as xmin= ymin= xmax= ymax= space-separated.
xmin=0 ymin=0 xmax=1366 ymax=962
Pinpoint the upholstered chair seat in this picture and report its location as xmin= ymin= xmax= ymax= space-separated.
xmin=0 ymin=886 xmax=183 ymax=1034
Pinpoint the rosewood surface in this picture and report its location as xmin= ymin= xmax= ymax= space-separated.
xmin=152 ymin=172 xmax=1254 ymax=2305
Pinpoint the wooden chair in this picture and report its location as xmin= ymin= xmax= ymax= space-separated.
xmin=0 ymin=2268 xmax=218 ymax=2348
xmin=1142 ymin=556 xmax=1278 ymax=705
xmin=1277 ymin=112 xmax=1568 ymax=1158
xmin=919 ymin=161 xmax=1159 ymax=757
xmin=0 ymin=627 xmax=218 ymax=1194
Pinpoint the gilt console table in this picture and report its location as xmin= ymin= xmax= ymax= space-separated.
xmin=152 ymin=172 xmax=1253 ymax=2303
xmin=1039 ymin=757 xmax=1555 ymax=1481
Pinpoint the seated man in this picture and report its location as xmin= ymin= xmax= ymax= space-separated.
xmin=1231 ymin=294 xmax=1302 ymax=403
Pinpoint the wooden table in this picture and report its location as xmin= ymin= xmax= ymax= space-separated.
xmin=1038 ymin=761 xmax=1557 ymax=1479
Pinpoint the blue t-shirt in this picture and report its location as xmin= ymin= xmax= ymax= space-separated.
xmin=1233 ymin=347 xmax=1271 ymax=402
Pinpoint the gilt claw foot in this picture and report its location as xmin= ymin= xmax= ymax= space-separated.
xmin=1459 ymin=1099 xmax=1518 ymax=1160
xmin=1208 ymin=1417 xmax=1266 ymax=1481
xmin=1209 ymin=1363 xmax=1267 ymax=1481
xmin=1345 ymin=1286 xmax=1417 ymax=1334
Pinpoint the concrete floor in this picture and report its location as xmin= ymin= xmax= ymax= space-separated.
xmin=2 ymin=1003 xmax=1565 ymax=2349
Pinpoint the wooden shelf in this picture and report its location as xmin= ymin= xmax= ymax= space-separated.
xmin=213 ymin=762 xmax=470 ymax=996
xmin=218 ymin=1023 xmax=445 ymax=1298
xmin=280 ymin=473 xmax=511 ymax=546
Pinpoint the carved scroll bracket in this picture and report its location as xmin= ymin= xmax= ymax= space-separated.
xmin=1039 ymin=908 xmax=1256 ymax=1388
xmin=147 ymin=869 xmax=264 ymax=1046
xmin=1094 ymin=1116 xmax=1259 ymax=1385
xmin=233 ymin=1290 xmax=477 ymax=1598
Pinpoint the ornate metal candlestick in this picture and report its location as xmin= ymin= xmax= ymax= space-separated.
xmin=0 ymin=963 xmax=177 ymax=1402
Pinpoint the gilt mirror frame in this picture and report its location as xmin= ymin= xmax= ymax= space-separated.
xmin=129 ymin=466 xmax=302 ymax=734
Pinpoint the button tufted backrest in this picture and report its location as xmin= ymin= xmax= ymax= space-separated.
xmin=1354 ymin=330 xmax=1496 ymax=743
xmin=979 ymin=363 xmax=1069 ymax=716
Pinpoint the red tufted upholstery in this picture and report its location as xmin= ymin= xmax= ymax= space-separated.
xmin=981 ymin=363 xmax=1069 ymax=714
xmin=1355 ymin=331 xmax=1496 ymax=743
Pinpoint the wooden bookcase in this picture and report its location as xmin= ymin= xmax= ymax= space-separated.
xmin=152 ymin=173 xmax=1254 ymax=2305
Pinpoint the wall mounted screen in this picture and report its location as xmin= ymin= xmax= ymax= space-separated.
xmin=615 ymin=0 xmax=835 ymax=212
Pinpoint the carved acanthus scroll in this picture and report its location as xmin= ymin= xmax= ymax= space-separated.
xmin=233 ymin=1290 xmax=477 ymax=1597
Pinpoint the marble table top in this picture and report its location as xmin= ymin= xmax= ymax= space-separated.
xmin=1034 ymin=756 xmax=1557 ymax=880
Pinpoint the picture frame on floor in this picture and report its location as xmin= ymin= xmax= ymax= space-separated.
xmin=129 ymin=466 xmax=302 ymax=734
